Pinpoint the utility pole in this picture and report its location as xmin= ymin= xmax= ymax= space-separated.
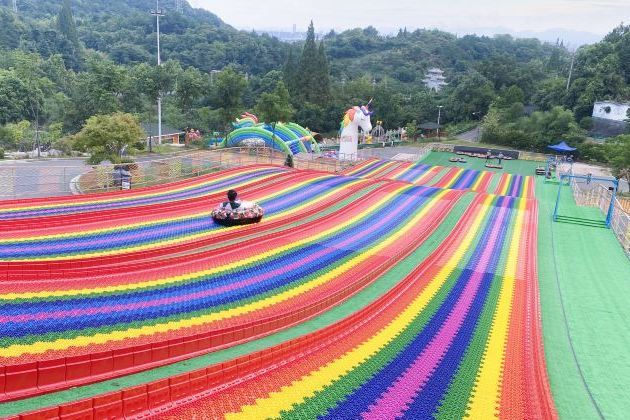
xmin=151 ymin=1 xmax=165 ymax=145
xmin=176 ymin=0 xmax=184 ymax=13
xmin=12 ymin=0 xmax=17 ymax=14
xmin=34 ymin=108 xmax=41 ymax=158
xmin=436 ymin=105 xmax=444 ymax=140
xmin=566 ymin=50 xmax=576 ymax=92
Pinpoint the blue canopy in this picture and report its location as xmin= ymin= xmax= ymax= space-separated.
xmin=547 ymin=141 xmax=577 ymax=153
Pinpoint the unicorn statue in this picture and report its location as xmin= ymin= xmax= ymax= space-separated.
xmin=339 ymin=100 xmax=374 ymax=160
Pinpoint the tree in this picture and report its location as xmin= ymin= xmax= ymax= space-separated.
xmin=0 ymin=70 xmax=32 ymax=124
xmin=174 ymin=66 xmax=206 ymax=126
xmin=405 ymin=120 xmax=418 ymax=141
xmin=617 ymin=32 xmax=630 ymax=83
xmin=212 ymin=66 xmax=248 ymax=129
xmin=255 ymin=81 xmax=295 ymax=123
xmin=296 ymin=22 xmax=331 ymax=106
xmin=283 ymin=48 xmax=299 ymax=94
xmin=447 ymin=72 xmax=496 ymax=122
xmin=0 ymin=121 xmax=32 ymax=151
xmin=64 ymin=54 xmax=125 ymax=131
xmin=605 ymin=135 xmax=630 ymax=192
xmin=57 ymin=0 xmax=82 ymax=66
xmin=315 ymin=41 xmax=331 ymax=103
xmin=496 ymin=85 xmax=525 ymax=108
xmin=73 ymin=112 xmax=145 ymax=164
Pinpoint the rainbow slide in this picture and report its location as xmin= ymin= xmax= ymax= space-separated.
xmin=0 ymin=163 xmax=554 ymax=419
xmin=342 ymin=159 xmax=534 ymax=198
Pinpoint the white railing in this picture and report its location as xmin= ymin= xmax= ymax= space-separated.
xmin=571 ymin=180 xmax=630 ymax=257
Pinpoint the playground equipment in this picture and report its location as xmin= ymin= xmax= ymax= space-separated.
xmin=339 ymin=100 xmax=374 ymax=160
xmin=222 ymin=113 xmax=321 ymax=156
xmin=553 ymin=173 xmax=619 ymax=228
xmin=544 ymin=155 xmax=574 ymax=182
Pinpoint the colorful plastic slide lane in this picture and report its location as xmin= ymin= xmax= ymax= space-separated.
xmin=494 ymin=173 xmax=535 ymax=199
xmin=0 ymin=171 xmax=367 ymax=262
xmin=0 ymin=178 xmax=373 ymax=278
xmin=152 ymin=193 xmax=555 ymax=419
xmin=0 ymin=165 xmax=288 ymax=221
xmin=0 ymin=182 xmax=464 ymax=401
xmin=342 ymin=159 xmax=535 ymax=198
xmin=430 ymin=166 xmax=494 ymax=193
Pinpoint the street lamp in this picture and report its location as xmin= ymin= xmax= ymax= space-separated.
xmin=150 ymin=1 xmax=165 ymax=146
xmin=436 ymin=105 xmax=444 ymax=140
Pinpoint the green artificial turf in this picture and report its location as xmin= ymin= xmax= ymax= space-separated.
xmin=537 ymin=180 xmax=630 ymax=419
xmin=421 ymin=151 xmax=542 ymax=176
xmin=0 ymin=192 xmax=475 ymax=418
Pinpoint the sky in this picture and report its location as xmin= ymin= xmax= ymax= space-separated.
xmin=189 ymin=0 xmax=629 ymax=40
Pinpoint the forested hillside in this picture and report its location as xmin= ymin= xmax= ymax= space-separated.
xmin=0 ymin=0 xmax=629 ymax=164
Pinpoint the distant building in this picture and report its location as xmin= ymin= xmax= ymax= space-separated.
xmin=141 ymin=123 xmax=185 ymax=146
xmin=423 ymin=68 xmax=448 ymax=92
xmin=592 ymin=101 xmax=630 ymax=121
xmin=590 ymin=101 xmax=629 ymax=138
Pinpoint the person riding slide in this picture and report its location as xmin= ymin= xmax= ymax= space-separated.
xmin=212 ymin=189 xmax=264 ymax=226
xmin=222 ymin=189 xmax=241 ymax=210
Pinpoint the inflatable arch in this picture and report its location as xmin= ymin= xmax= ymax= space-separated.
xmin=223 ymin=114 xmax=321 ymax=156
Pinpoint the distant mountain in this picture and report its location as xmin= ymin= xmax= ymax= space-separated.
xmin=1 ymin=0 xmax=287 ymax=74
xmin=376 ymin=26 xmax=603 ymax=47
xmin=513 ymin=29 xmax=602 ymax=48
xmin=8 ymin=0 xmax=225 ymax=27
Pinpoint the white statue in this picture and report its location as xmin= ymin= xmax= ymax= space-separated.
xmin=339 ymin=101 xmax=373 ymax=160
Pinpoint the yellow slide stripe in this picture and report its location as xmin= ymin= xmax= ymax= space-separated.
xmin=226 ymin=195 xmax=495 ymax=419
xmin=1 ymin=167 xmax=271 ymax=213
xmin=1 ymin=174 xmax=333 ymax=244
xmin=5 ymin=177 xmax=364 ymax=263
xmin=464 ymin=197 xmax=525 ymax=417
xmin=1 ymin=187 xmax=449 ymax=357
xmin=0 ymin=184 xmax=408 ymax=299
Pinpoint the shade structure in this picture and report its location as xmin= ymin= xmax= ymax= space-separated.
xmin=547 ymin=141 xmax=576 ymax=153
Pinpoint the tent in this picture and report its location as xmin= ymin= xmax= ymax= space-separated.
xmin=547 ymin=141 xmax=576 ymax=153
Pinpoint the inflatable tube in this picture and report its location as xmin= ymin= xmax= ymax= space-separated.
xmin=211 ymin=201 xmax=264 ymax=226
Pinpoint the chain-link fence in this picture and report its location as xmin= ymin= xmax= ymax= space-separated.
xmin=76 ymin=147 xmax=291 ymax=194
xmin=0 ymin=166 xmax=85 ymax=199
xmin=571 ymin=180 xmax=630 ymax=257
xmin=0 ymin=147 xmax=361 ymax=199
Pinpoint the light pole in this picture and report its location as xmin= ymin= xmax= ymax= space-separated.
xmin=151 ymin=1 xmax=165 ymax=145
xmin=436 ymin=105 xmax=444 ymax=140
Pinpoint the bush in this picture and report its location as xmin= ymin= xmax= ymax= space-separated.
xmin=0 ymin=147 xmax=4 ymax=159
xmin=576 ymin=142 xmax=608 ymax=163
xmin=52 ymin=136 xmax=75 ymax=156
xmin=579 ymin=116 xmax=593 ymax=130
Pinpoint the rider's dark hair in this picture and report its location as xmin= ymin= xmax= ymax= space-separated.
xmin=227 ymin=189 xmax=238 ymax=202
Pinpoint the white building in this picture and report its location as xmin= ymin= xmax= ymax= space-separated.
xmin=423 ymin=68 xmax=448 ymax=92
xmin=592 ymin=101 xmax=630 ymax=122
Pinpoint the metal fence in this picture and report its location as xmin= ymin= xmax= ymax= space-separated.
xmin=0 ymin=143 xmax=571 ymax=200
xmin=570 ymin=180 xmax=630 ymax=257
xmin=76 ymin=148 xmax=291 ymax=194
xmin=0 ymin=166 xmax=85 ymax=199
xmin=0 ymin=147 xmax=361 ymax=199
